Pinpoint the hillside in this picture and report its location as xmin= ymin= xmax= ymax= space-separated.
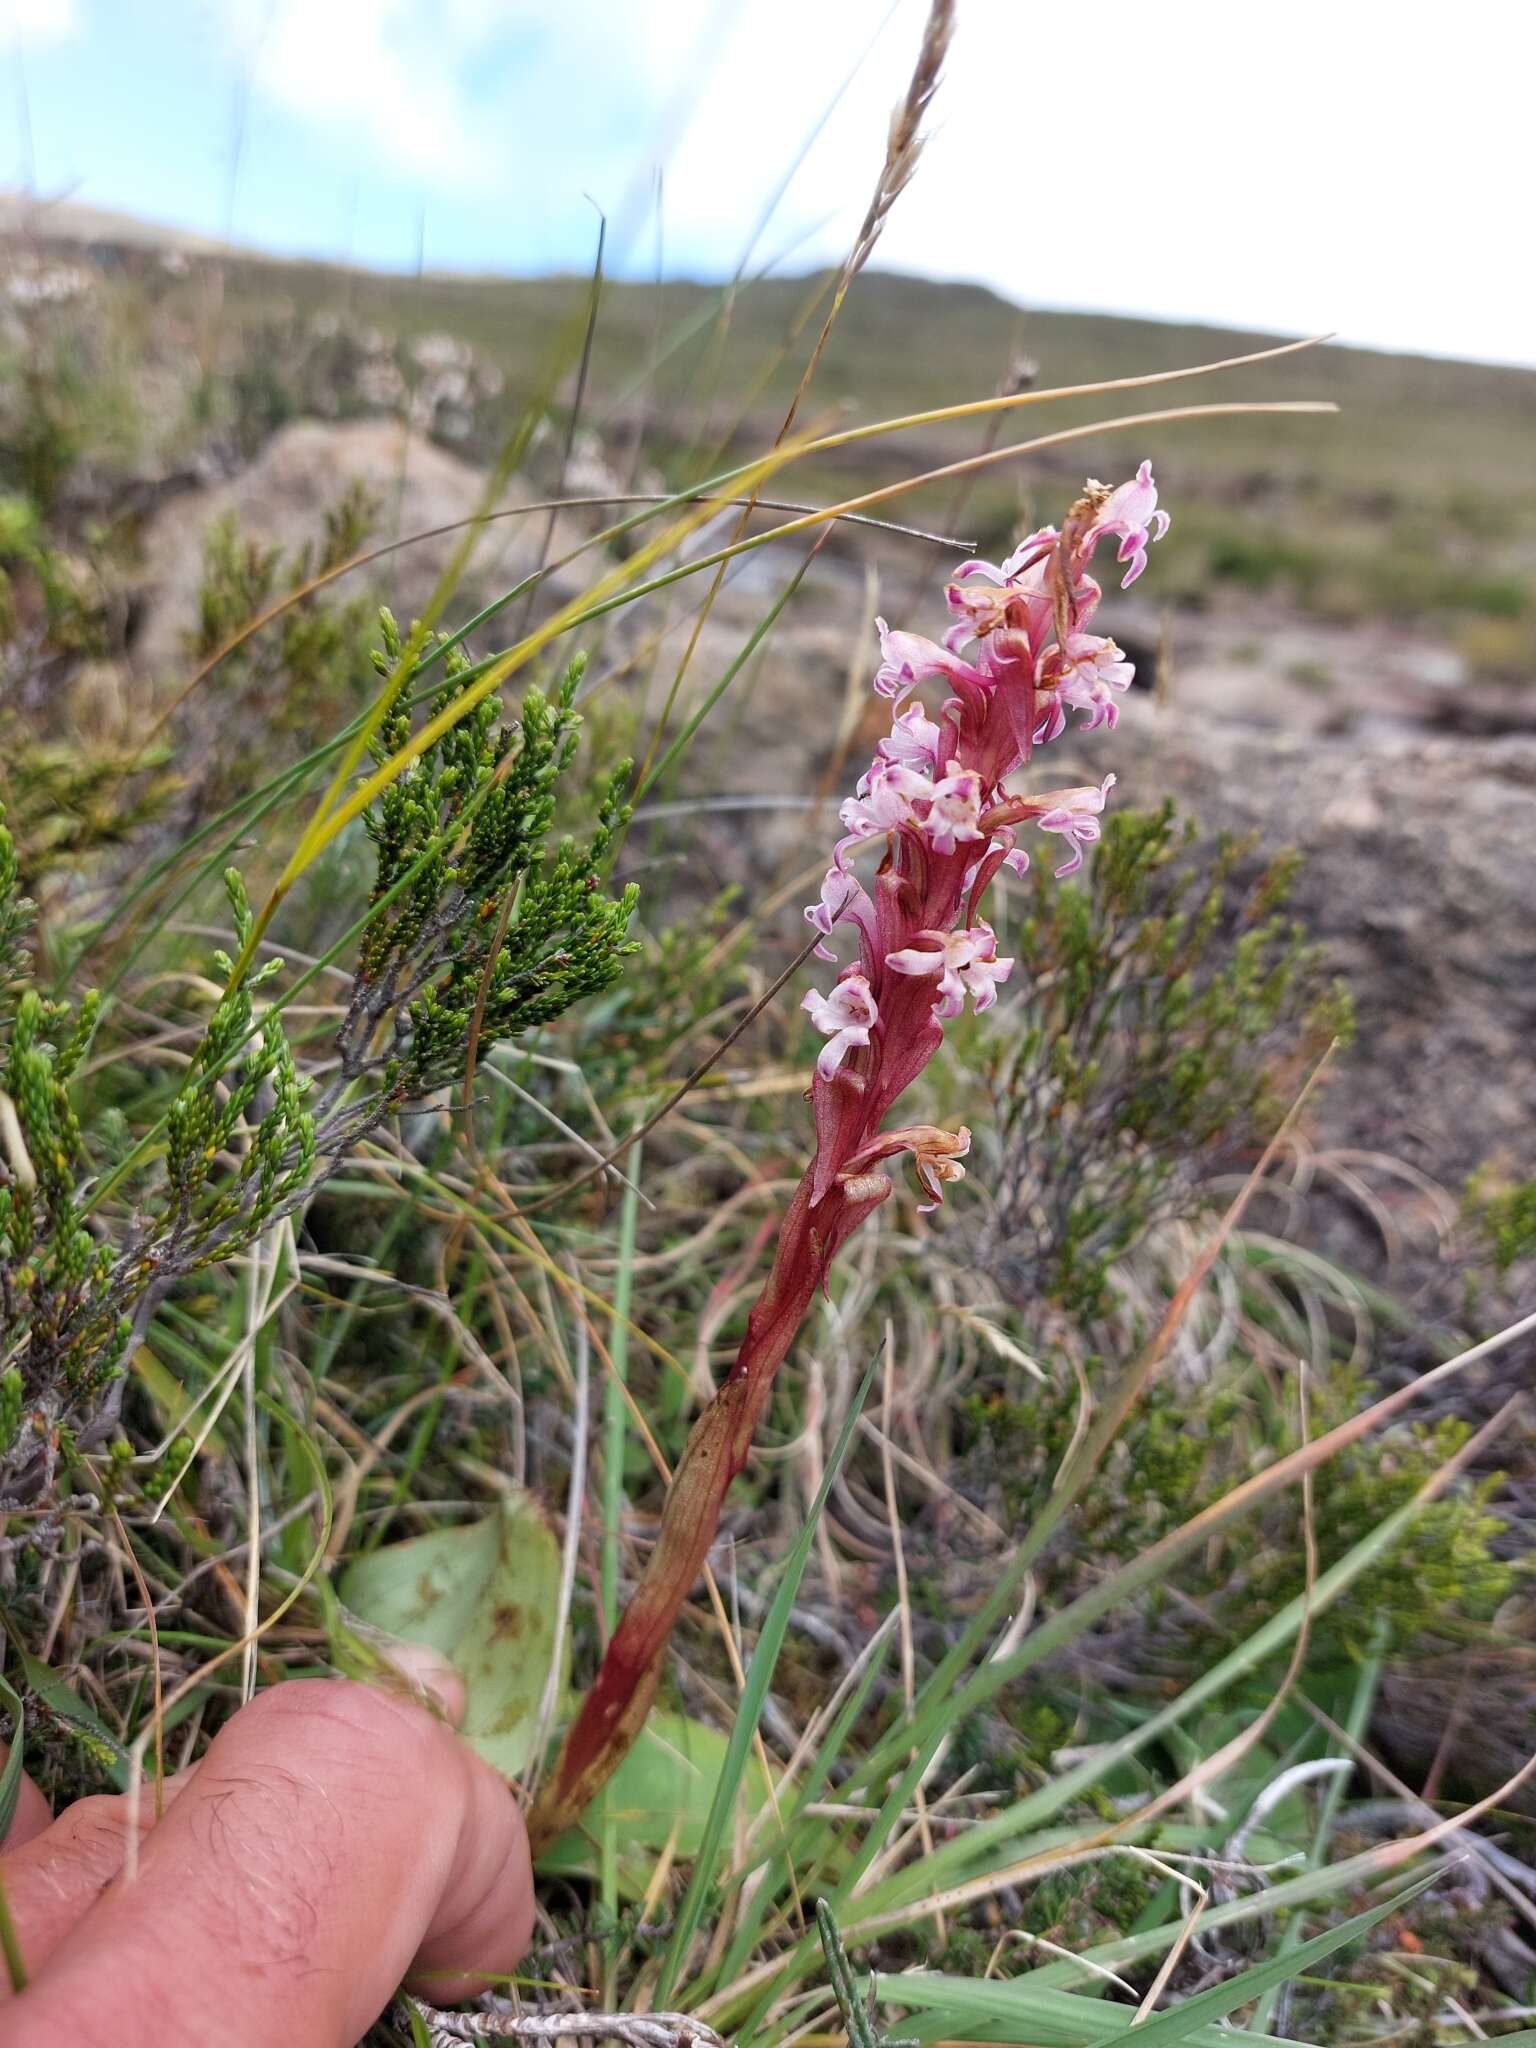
xmin=6 ymin=194 xmax=1533 ymax=680
xmin=10 ymin=188 xmax=1535 ymax=460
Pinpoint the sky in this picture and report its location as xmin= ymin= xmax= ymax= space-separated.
xmin=4 ymin=0 xmax=1533 ymax=368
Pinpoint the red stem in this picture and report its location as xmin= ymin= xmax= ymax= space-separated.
xmin=527 ymin=1170 xmax=876 ymax=1848
xmin=526 ymin=470 xmax=1150 ymax=1846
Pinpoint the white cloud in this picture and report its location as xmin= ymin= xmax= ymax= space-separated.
xmin=208 ymin=0 xmax=729 ymax=204
xmin=645 ymin=0 xmax=1535 ymax=364
xmin=2 ymin=0 xmax=79 ymax=45
xmin=870 ymin=0 xmax=1535 ymax=363
xmin=200 ymin=0 xmax=908 ymax=252
xmin=656 ymin=0 xmax=923 ymax=271
xmin=214 ymin=0 xmax=504 ymax=191
xmin=198 ymin=0 xmax=1534 ymax=362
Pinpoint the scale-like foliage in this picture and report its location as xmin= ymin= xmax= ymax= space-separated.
xmin=0 ymin=981 xmax=122 ymax=1460
xmin=159 ymin=868 xmax=316 ymax=1260
xmin=980 ymin=801 xmax=1353 ymax=1323
xmin=0 ymin=616 xmax=639 ymax=1501
xmin=347 ymin=615 xmax=638 ymax=1096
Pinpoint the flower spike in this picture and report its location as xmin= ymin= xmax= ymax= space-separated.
xmin=536 ymin=467 xmax=1171 ymax=1853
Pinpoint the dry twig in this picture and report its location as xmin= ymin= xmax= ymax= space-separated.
xmin=404 ymin=2005 xmax=728 ymax=2048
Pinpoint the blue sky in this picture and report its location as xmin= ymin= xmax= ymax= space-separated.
xmin=6 ymin=0 xmax=1534 ymax=367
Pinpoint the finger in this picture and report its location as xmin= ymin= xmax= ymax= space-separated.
xmin=373 ymin=1639 xmax=468 ymax=1728
xmin=0 ymin=1772 xmax=192 ymax=1981
xmin=5 ymin=1678 xmax=533 ymax=2047
xmin=0 ymin=1744 xmax=54 ymax=1852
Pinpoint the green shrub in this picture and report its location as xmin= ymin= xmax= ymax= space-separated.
xmin=978 ymin=802 xmax=1352 ymax=1324
xmin=0 ymin=625 xmax=637 ymax=1501
xmin=960 ymin=1362 xmax=1514 ymax=1666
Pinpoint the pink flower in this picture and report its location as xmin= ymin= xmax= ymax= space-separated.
xmin=981 ymin=824 xmax=1031 ymax=880
xmin=886 ymin=922 xmax=1015 ymax=1019
xmin=920 ymin=765 xmax=986 ymax=855
xmin=874 ymin=620 xmax=989 ymax=705
xmin=911 ymin=1126 xmax=970 ymax=1212
xmin=944 ymin=576 xmax=1015 ymax=649
xmin=1039 ymin=632 xmax=1136 ymax=733
xmin=1033 ymin=774 xmax=1116 ymax=876
xmin=877 ymin=703 xmax=943 ymax=776
xmin=948 ymin=525 xmax=1057 ymax=597
xmin=838 ymin=759 xmax=930 ymax=853
xmin=804 ymin=864 xmax=874 ymax=962
xmin=802 ymin=973 xmax=879 ymax=1080
xmin=944 ymin=529 xmax=1056 ymax=657
xmin=1081 ymin=461 xmax=1170 ymax=587
xmin=968 ymin=826 xmax=1030 ymax=883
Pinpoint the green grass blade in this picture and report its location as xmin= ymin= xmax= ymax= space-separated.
xmin=718 ymin=1474 xmax=1461 ymax=2041
xmin=633 ymin=545 xmax=818 ymax=804
xmin=704 ymin=1616 xmax=900 ymax=2000
xmin=600 ymin=1145 xmax=642 ymax=1633
xmin=1250 ymin=1631 xmax=1385 ymax=2034
xmin=13 ymin=1650 xmax=128 ymax=1789
xmin=873 ymin=1972 xmax=1287 ymax=2048
xmin=0 ymin=1674 xmax=27 ymax=1839
xmin=1105 ymin=1870 xmax=1438 ymax=2047
xmin=850 ymin=1486 xmax=1442 ymax=1923
xmin=1030 ymin=1849 xmax=1447 ymax=1993
xmin=599 ymin=1143 xmax=643 ymax=1939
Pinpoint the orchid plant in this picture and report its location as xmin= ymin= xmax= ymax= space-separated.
xmin=528 ymin=463 xmax=1171 ymax=1847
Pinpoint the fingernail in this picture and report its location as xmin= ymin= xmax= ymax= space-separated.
xmin=376 ymin=1640 xmax=468 ymax=1727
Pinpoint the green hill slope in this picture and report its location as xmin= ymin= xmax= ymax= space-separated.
xmin=5 ymin=199 xmax=1534 ymax=665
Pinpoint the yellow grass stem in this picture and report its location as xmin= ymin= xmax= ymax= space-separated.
xmin=224 ymin=438 xmax=813 ymax=986
xmin=155 ymin=332 xmax=1329 ymax=751
xmin=619 ymin=400 xmax=1338 ymax=594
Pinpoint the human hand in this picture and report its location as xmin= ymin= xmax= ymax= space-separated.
xmin=0 ymin=1668 xmax=535 ymax=2047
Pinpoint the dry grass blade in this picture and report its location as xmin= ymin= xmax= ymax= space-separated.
xmin=878 ymin=1321 xmax=940 ymax=1935
xmin=1132 ymin=1885 xmax=1209 ymax=2023
xmin=139 ymin=329 xmax=1330 ymax=796
xmin=813 ymin=331 xmax=1334 ymax=458
xmin=893 ymin=1374 xmax=1322 ymax=1940
xmin=588 ymin=400 xmax=1336 ymax=648
xmin=1114 ymin=1369 xmax=1321 ymax=1835
xmin=837 ymin=1394 xmax=1519 ymax=1949
xmin=514 ymin=212 xmax=606 ymax=640
xmin=137 ymin=492 xmax=975 ymax=752
xmin=227 ymin=438 xmax=812 ymax=983
xmin=1037 ymin=1045 xmax=1336 ymax=1533
xmin=631 ymin=0 xmax=953 ymax=793
xmin=526 ymin=1258 xmax=590 ymax=1792
xmin=1298 ymin=1675 xmax=1536 ymax=1936
xmin=118 ymin=1411 xmax=333 ymax=1879
xmin=852 ymin=0 xmax=952 ymax=275
xmin=783 ymin=0 xmax=955 ymax=438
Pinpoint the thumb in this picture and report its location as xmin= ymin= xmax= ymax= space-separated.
xmin=372 ymin=1639 xmax=469 ymax=1729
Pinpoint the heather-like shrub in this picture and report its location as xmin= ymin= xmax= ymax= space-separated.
xmin=978 ymin=800 xmax=1352 ymax=1323
xmin=0 ymin=627 xmax=636 ymax=1501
